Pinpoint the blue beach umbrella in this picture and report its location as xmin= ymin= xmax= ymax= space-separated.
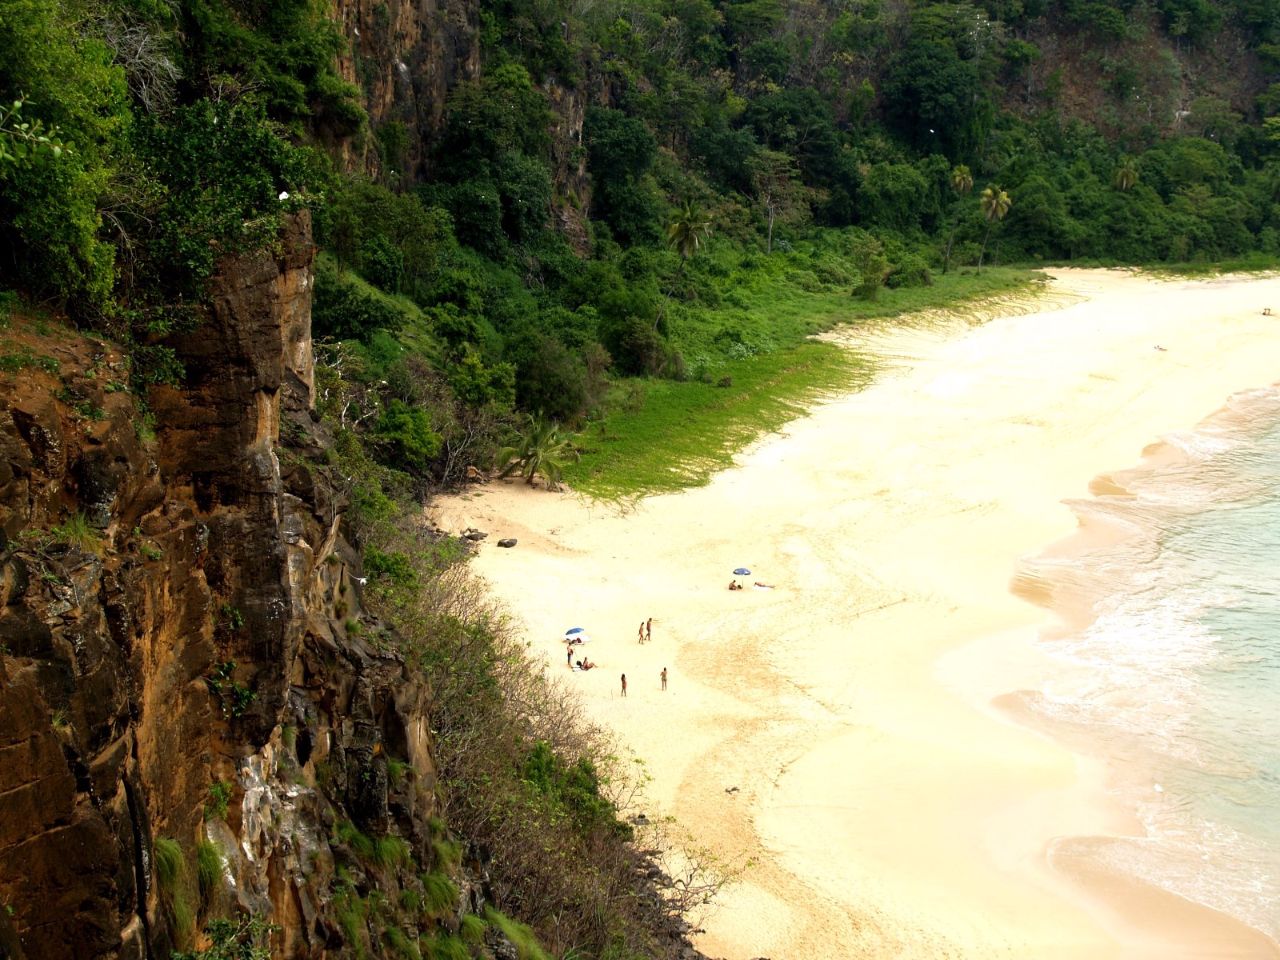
xmin=733 ymin=568 xmax=751 ymax=576
xmin=565 ymin=627 xmax=586 ymax=636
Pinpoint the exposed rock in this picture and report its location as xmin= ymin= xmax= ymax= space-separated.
xmin=496 ymin=538 xmax=517 ymax=548
xmin=462 ymin=528 xmax=487 ymax=541
xmin=0 ymin=213 xmax=435 ymax=960
xmin=330 ymin=0 xmax=481 ymax=179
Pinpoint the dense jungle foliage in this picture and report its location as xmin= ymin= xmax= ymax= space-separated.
xmin=2 ymin=0 xmax=1280 ymax=953
xmin=5 ymin=0 xmax=1280 ymax=479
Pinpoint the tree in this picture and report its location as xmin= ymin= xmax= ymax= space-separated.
xmin=495 ymin=416 xmax=579 ymax=490
xmin=666 ymin=201 xmax=712 ymax=267
xmin=978 ymin=184 xmax=1011 ymax=271
xmin=0 ymin=97 xmax=71 ymax=172
xmin=1113 ymin=157 xmax=1139 ymax=191
xmin=747 ymin=149 xmax=810 ymax=253
xmin=942 ymin=164 xmax=974 ymax=272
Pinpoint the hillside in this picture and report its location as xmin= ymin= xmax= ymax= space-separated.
xmin=1 ymin=0 xmax=1279 ymax=957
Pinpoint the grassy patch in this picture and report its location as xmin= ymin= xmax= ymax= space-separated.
xmin=565 ymin=340 xmax=865 ymax=500
xmin=196 ymin=840 xmax=223 ymax=906
xmin=153 ymin=837 xmax=195 ymax=946
xmin=566 ymin=266 xmax=1039 ymax=500
xmin=1136 ymin=252 xmax=1280 ymax=277
xmin=483 ymin=908 xmax=552 ymax=960
xmin=420 ymin=871 xmax=458 ymax=918
xmin=50 ymin=511 xmax=101 ymax=555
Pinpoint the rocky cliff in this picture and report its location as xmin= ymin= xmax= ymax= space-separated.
xmin=0 ymin=213 xmax=442 ymax=960
xmin=328 ymin=0 xmax=593 ymax=243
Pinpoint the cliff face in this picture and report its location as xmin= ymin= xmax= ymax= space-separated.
xmin=0 ymin=213 xmax=437 ymax=960
xmin=330 ymin=0 xmax=482 ymax=178
xmin=327 ymin=0 xmax=593 ymax=243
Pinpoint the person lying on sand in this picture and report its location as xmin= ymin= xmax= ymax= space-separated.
xmin=753 ymin=582 xmax=775 ymax=589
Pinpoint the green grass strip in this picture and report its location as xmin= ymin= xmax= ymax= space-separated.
xmin=566 ymin=340 xmax=868 ymax=500
xmin=566 ymin=267 xmax=1041 ymax=501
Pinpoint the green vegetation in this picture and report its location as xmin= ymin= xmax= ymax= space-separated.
xmin=204 ymin=780 xmax=231 ymax=821
xmin=483 ymin=908 xmax=552 ymax=960
xmin=419 ymin=872 xmax=458 ymax=919
xmin=171 ymin=915 xmax=275 ymax=960
xmin=205 ymin=661 xmax=256 ymax=718
xmin=495 ymin=416 xmax=579 ymax=489
xmin=49 ymin=511 xmax=100 ymax=555
xmin=195 ymin=840 xmax=223 ymax=907
xmin=153 ymin=837 xmax=194 ymax=946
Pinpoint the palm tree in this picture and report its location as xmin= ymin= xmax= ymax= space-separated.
xmin=942 ymin=164 xmax=975 ymax=274
xmin=977 ymin=184 xmax=1012 ymax=272
xmin=1112 ymin=157 xmax=1139 ymax=191
xmin=666 ymin=201 xmax=713 ymax=267
xmin=495 ymin=416 xmax=579 ymax=491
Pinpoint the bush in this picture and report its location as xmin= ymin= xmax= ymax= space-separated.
xmin=886 ymin=252 xmax=933 ymax=288
xmin=602 ymin=316 xmax=666 ymax=376
xmin=511 ymin=333 xmax=589 ymax=423
xmin=374 ymin=401 xmax=443 ymax=474
xmin=312 ymin=258 xmax=413 ymax=341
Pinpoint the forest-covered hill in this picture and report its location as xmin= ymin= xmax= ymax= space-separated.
xmin=5 ymin=0 xmax=1280 ymax=450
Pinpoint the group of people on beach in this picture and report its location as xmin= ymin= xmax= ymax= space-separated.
xmin=565 ymin=615 xmax=668 ymax=697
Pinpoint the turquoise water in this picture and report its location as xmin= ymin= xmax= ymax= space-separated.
xmin=1022 ymin=385 xmax=1280 ymax=942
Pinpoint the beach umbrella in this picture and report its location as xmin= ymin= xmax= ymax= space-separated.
xmin=565 ymin=627 xmax=585 ymax=636
xmin=733 ymin=568 xmax=751 ymax=576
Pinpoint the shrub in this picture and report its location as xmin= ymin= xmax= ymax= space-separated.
xmin=364 ymin=547 xmax=419 ymax=590
xmin=312 ymin=257 xmax=413 ymax=341
xmin=374 ymin=401 xmax=443 ymax=474
xmin=171 ymin=915 xmax=274 ymax=960
xmin=205 ymin=780 xmax=232 ymax=821
xmin=510 ymin=333 xmax=589 ymax=424
xmin=886 ymin=251 xmax=933 ymax=288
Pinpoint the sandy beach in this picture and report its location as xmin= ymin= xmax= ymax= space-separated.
xmin=429 ymin=269 xmax=1280 ymax=959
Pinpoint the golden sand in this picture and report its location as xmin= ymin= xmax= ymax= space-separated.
xmin=430 ymin=269 xmax=1280 ymax=959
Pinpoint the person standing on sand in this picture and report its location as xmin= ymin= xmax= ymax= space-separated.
xmin=621 ymin=673 xmax=627 ymax=697
xmin=567 ymin=646 xmax=573 ymax=668
xmin=661 ymin=667 xmax=667 ymax=691
xmin=646 ymin=618 xmax=652 ymax=642
xmin=638 ymin=622 xmax=645 ymax=644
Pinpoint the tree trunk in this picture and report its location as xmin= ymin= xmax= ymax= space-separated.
xmin=942 ymin=222 xmax=958 ymax=274
xmin=766 ymin=204 xmax=775 ymax=254
xmin=978 ymin=221 xmax=993 ymax=273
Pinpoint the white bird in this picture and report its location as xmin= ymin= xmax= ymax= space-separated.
xmin=355 ymin=576 xmax=368 ymax=586
xmin=278 ymin=191 xmax=290 ymax=201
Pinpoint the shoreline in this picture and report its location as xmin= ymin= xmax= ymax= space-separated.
xmin=428 ymin=268 xmax=1280 ymax=958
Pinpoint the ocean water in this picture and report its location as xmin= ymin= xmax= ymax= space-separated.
xmin=1018 ymin=384 xmax=1280 ymax=944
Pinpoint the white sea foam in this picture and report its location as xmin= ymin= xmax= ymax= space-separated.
xmin=1019 ymin=393 xmax=1280 ymax=943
